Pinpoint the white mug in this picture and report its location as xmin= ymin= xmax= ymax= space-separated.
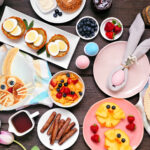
xmin=8 ymin=110 xmax=39 ymax=136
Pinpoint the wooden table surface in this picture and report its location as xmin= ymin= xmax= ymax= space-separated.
xmin=0 ymin=0 xmax=150 ymax=150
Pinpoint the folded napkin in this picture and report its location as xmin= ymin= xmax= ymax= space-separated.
xmin=0 ymin=44 xmax=53 ymax=111
xmin=107 ymin=13 xmax=150 ymax=92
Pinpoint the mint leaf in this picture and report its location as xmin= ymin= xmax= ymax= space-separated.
xmin=23 ymin=19 xmax=28 ymax=30
xmin=28 ymin=20 xmax=34 ymax=30
xmin=37 ymin=45 xmax=46 ymax=55
xmin=112 ymin=19 xmax=116 ymax=24
xmin=118 ymin=23 xmax=121 ymax=27
xmin=31 ymin=146 xmax=40 ymax=150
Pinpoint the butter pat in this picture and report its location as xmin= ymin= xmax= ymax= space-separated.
xmin=36 ymin=0 xmax=57 ymax=13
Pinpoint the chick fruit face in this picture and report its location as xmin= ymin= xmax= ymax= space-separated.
xmin=104 ymin=129 xmax=132 ymax=150
xmin=96 ymin=102 xmax=125 ymax=127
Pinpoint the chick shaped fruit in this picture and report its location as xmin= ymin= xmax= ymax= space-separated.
xmin=96 ymin=102 xmax=125 ymax=128
xmin=104 ymin=129 xmax=132 ymax=150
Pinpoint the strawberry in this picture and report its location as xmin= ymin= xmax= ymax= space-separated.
xmin=114 ymin=24 xmax=122 ymax=34
xmin=126 ymin=123 xmax=136 ymax=131
xmin=106 ymin=32 xmax=114 ymax=39
xmin=73 ymin=93 xmax=78 ymax=100
xmin=67 ymin=78 xmax=72 ymax=84
xmin=104 ymin=22 xmax=115 ymax=32
xmin=90 ymin=124 xmax=99 ymax=133
xmin=50 ymin=79 xmax=57 ymax=87
xmin=73 ymin=79 xmax=78 ymax=84
xmin=64 ymin=87 xmax=71 ymax=95
xmin=127 ymin=115 xmax=135 ymax=123
xmin=56 ymin=93 xmax=62 ymax=99
xmin=60 ymin=86 xmax=65 ymax=93
xmin=91 ymin=134 xmax=100 ymax=143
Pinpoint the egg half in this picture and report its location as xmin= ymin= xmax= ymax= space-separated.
xmin=34 ymin=34 xmax=43 ymax=47
xmin=10 ymin=25 xmax=22 ymax=36
xmin=55 ymin=40 xmax=68 ymax=52
xmin=3 ymin=18 xmax=17 ymax=32
xmin=25 ymin=30 xmax=38 ymax=43
xmin=48 ymin=42 xmax=59 ymax=56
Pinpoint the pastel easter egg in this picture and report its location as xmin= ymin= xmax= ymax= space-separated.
xmin=84 ymin=42 xmax=99 ymax=56
xmin=76 ymin=55 xmax=90 ymax=69
xmin=112 ymin=69 xmax=125 ymax=86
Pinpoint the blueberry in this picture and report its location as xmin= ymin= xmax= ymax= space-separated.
xmin=58 ymin=83 xmax=62 ymax=87
xmin=61 ymin=80 xmax=64 ymax=83
xmin=64 ymin=82 xmax=68 ymax=86
xmin=58 ymin=12 xmax=62 ymax=16
xmin=106 ymin=105 xmax=110 ymax=109
xmin=66 ymin=73 xmax=70 ymax=77
xmin=91 ymin=23 xmax=95 ymax=27
xmin=55 ymin=9 xmax=59 ymax=14
xmin=57 ymin=88 xmax=60 ymax=92
xmin=121 ymin=138 xmax=126 ymax=143
xmin=87 ymin=21 xmax=90 ymax=25
xmin=79 ymin=28 xmax=83 ymax=33
xmin=117 ymin=134 xmax=121 ymax=138
xmin=91 ymin=28 xmax=95 ymax=33
xmin=80 ymin=22 xmax=83 ymax=26
xmin=94 ymin=27 xmax=98 ymax=31
xmin=71 ymin=91 xmax=75 ymax=95
xmin=77 ymin=24 xmax=81 ymax=29
xmin=85 ymin=35 xmax=89 ymax=38
xmin=87 ymin=27 xmax=91 ymax=31
xmin=53 ymin=13 xmax=57 ymax=18
xmin=0 ymin=84 xmax=6 ymax=90
xmin=10 ymin=81 xmax=15 ymax=85
xmin=79 ymin=92 xmax=82 ymax=96
xmin=63 ymin=93 xmax=67 ymax=97
xmin=112 ymin=105 xmax=116 ymax=110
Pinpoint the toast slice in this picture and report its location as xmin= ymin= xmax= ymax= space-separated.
xmin=24 ymin=28 xmax=47 ymax=50
xmin=2 ymin=16 xmax=26 ymax=40
xmin=46 ymin=34 xmax=70 ymax=57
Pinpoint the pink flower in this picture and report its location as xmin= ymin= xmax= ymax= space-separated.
xmin=0 ymin=131 xmax=14 ymax=145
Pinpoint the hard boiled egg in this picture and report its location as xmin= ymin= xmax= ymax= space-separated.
xmin=3 ymin=18 xmax=17 ymax=32
xmin=34 ymin=34 xmax=43 ymax=47
xmin=10 ymin=25 xmax=21 ymax=36
xmin=55 ymin=40 xmax=68 ymax=52
xmin=48 ymin=42 xmax=59 ymax=56
xmin=25 ymin=30 xmax=38 ymax=43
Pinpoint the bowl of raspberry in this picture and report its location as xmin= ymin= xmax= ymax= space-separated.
xmin=100 ymin=17 xmax=123 ymax=41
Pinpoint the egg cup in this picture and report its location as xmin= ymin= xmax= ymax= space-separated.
xmin=46 ymin=34 xmax=70 ymax=57
xmin=2 ymin=16 xmax=26 ymax=40
xmin=24 ymin=28 xmax=47 ymax=50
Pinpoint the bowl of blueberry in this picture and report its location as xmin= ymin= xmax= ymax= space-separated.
xmin=76 ymin=16 xmax=99 ymax=40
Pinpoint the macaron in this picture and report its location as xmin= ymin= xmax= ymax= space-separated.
xmin=84 ymin=42 xmax=99 ymax=56
xmin=76 ymin=55 xmax=90 ymax=69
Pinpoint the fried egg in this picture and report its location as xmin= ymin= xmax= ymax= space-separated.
xmin=10 ymin=25 xmax=21 ymax=36
xmin=48 ymin=42 xmax=59 ymax=56
xmin=25 ymin=30 xmax=38 ymax=43
xmin=55 ymin=40 xmax=68 ymax=52
xmin=33 ymin=34 xmax=43 ymax=47
xmin=3 ymin=18 xmax=17 ymax=32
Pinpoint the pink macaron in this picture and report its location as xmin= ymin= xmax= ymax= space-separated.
xmin=76 ymin=55 xmax=90 ymax=69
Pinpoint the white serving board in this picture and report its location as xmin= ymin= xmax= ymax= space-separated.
xmin=0 ymin=6 xmax=80 ymax=69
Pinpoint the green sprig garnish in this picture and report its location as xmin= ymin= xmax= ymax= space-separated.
xmin=37 ymin=45 xmax=46 ymax=55
xmin=23 ymin=19 xmax=34 ymax=30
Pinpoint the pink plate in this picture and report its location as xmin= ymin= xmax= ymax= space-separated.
xmin=83 ymin=98 xmax=144 ymax=150
xmin=93 ymin=41 xmax=150 ymax=98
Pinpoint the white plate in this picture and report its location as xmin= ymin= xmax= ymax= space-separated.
xmin=0 ymin=45 xmax=35 ymax=111
xmin=30 ymin=0 xmax=86 ymax=24
xmin=37 ymin=108 xmax=79 ymax=150
xmin=0 ymin=6 xmax=80 ymax=69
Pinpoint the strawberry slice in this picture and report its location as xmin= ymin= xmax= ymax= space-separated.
xmin=73 ymin=93 xmax=78 ymax=100
xmin=64 ymin=87 xmax=71 ymax=95
xmin=73 ymin=79 xmax=78 ymax=84
xmin=60 ymin=86 xmax=65 ymax=93
xmin=67 ymin=78 xmax=72 ymax=84
xmin=56 ymin=93 xmax=62 ymax=99
xmin=50 ymin=79 xmax=57 ymax=87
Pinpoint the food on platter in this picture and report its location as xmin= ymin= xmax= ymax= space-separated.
xmin=96 ymin=102 xmax=125 ymax=127
xmin=53 ymin=9 xmax=63 ymax=18
xmin=76 ymin=55 xmax=90 ymax=69
xmin=92 ymin=0 xmax=112 ymax=12
xmin=126 ymin=115 xmax=136 ymax=131
xmin=25 ymin=28 xmax=47 ymax=50
xmin=142 ymin=5 xmax=150 ymax=26
xmin=2 ymin=16 xmax=26 ymax=40
xmin=46 ymin=34 xmax=69 ymax=57
xmin=144 ymin=86 xmax=150 ymax=121
xmin=0 ymin=48 xmax=34 ymax=109
xmin=104 ymin=129 xmax=132 ymax=150
xmin=56 ymin=0 xmax=82 ymax=13
xmin=84 ymin=42 xmax=99 ymax=57
xmin=40 ymin=111 xmax=77 ymax=145
xmin=76 ymin=16 xmax=99 ymax=40
xmin=49 ymin=71 xmax=84 ymax=106
xmin=36 ymin=0 xmax=57 ymax=13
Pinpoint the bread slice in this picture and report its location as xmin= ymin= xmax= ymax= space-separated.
xmin=2 ymin=16 xmax=26 ymax=40
xmin=46 ymin=34 xmax=70 ymax=57
xmin=146 ymin=6 xmax=150 ymax=25
xmin=24 ymin=28 xmax=47 ymax=50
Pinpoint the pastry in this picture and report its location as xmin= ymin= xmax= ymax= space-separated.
xmin=24 ymin=28 xmax=47 ymax=50
xmin=56 ymin=0 xmax=82 ymax=13
xmin=2 ymin=16 xmax=26 ymax=40
xmin=142 ymin=6 xmax=150 ymax=26
xmin=144 ymin=86 xmax=150 ymax=121
xmin=104 ymin=129 xmax=132 ymax=150
xmin=96 ymin=102 xmax=125 ymax=127
xmin=46 ymin=34 xmax=69 ymax=57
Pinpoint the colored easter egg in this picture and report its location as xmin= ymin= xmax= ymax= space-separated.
xmin=76 ymin=55 xmax=90 ymax=69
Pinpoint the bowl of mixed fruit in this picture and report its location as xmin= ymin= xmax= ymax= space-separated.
xmin=49 ymin=70 xmax=85 ymax=108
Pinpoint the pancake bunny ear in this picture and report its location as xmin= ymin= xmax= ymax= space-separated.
xmin=2 ymin=47 xmax=19 ymax=75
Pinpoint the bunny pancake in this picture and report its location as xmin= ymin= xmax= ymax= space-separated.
xmin=2 ymin=16 xmax=26 ymax=40
xmin=46 ymin=34 xmax=70 ymax=57
xmin=104 ymin=129 xmax=132 ymax=150
xmin=25 ymin=28 xmax=47 ymax=50
xmin=56 ymin=0 xmax=82 ymax=13
xmin=96 ymin=102 xmax=125 ymax=127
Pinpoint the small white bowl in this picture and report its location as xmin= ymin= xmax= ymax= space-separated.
xmin=48 ymin=70 xmax=85 ymax=108
xmin=100 ymin=17 xmax=123 ymax=41
xmin=76 ymin=16 xmax=99 ymax=40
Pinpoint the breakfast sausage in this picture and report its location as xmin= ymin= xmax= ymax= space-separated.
xmin=56 ymin=118 xmax=71 ymax=140
xmin=63 ymin=122 xmax=75 ymax=135
xmin=58 ymin=119 xmax=65 ymax=131
xmin=58 ymin=128 xmax=77 ymax=145
xmin=40 ymin=111 xmax=56 ymax=133
xmin=47 ymin=119 xmax=55 ymax=135
xmin=50 ymin=113 xmax=61 ymax=145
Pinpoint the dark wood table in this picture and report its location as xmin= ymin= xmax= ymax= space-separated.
xmin=0 ymin=0 xmax=150 ymax=149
